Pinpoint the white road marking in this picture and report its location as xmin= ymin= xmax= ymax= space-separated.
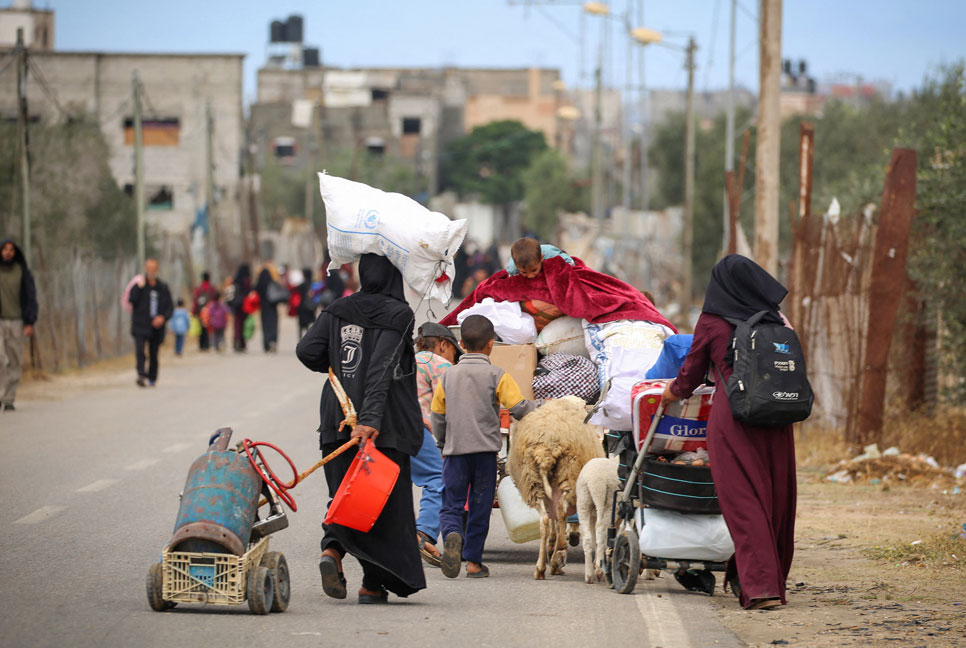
xmin=636 ymin=586 xmax=692 ymax=648
xmin=161 ymin=442 xmax=192 ymax=454
xmin=15 ymin=506 xmax=66 ymax=524
xmin=291 ymin=633 xmax=321 ymax=636
xmin=77 ymin=479 xmax=119 ymax=493
xmin=124 ymin=458 xmax=160 ymax=471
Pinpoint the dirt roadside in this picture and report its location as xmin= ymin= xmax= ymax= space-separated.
xmin=712 ymin=472 xmax=966 ymax=647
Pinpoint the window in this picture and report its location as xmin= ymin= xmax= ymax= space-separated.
xmin=371 ymin=88 xmax=390 ymax=101
xmin=272 ymin=136 xmax=298 ymax=162
xmin=123 ymin=118 xmax=180 ymax=146
xmin=401 ymin=117 xmax=421 ymax=135
xmin=123 ymin=184 xmax=174 ymax=210
xmin=365 ymin=137 xmax=385 ymax=156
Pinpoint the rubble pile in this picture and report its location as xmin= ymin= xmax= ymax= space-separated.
xmin=825 ymin=444 xmax=966 ymax=491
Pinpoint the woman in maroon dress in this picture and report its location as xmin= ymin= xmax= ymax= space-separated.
xmin=662 ymin=255 xmax=796 ymax=611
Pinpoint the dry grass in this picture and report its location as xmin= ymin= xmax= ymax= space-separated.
xmin=864 ymin=523 xmax=966 ymax=570
xmin=796 ymin=424 xmax=850 ymax=470
xmin=880 ymin=405 xmax=966 ymax=468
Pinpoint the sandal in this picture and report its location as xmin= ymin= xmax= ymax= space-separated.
xmin=747 ymin=597 xmax=781 ymax=610
xmin=417 ymin=530 xmax=442 ymax=568
xmin=319 ymin=554 xmax=347 ymax=599
xmin=441 ymin=532 xmax=463 ymax=579
xmin=358 ymin=587 xmax=389 ymax=605
xmin=466 ymin=564 xmax=490 ymax=578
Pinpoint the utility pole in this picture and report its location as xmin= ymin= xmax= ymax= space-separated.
xmin=621 ymin=0 xmax=633 ymax=210
xmin=132 ymin=71 xmax=145 ymax=270
xmin=680 ymin=37 xmax=697 ymax=320
xmin=205 ymin=100 xmax=217 ymax=278
xmin=16 ymin=28 xmax=30 ymax=264
xmin=591 ymin=17 xmax=606 ymax=222
xmin=755 ymin=0 xmax=782 ymax=275
xmin=637 ymin=0 xmax=648 ymax=212
xmin=723 ymin=0 xmax=737 ymax=254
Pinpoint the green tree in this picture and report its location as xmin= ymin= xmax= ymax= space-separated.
xmin=442 ymin=119 xmax=548 ymax=214
xmin=521 ymin=149 xmax=587 ymax=239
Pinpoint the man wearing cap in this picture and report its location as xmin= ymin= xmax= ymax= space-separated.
xmin=412 ymin=322 xmax=462 ymax=566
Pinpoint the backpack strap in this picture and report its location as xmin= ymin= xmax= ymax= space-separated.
xmin=724 ymin=311 xmax=771 ymax=328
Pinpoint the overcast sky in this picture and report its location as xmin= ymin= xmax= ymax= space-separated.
xmin=40 ymin=0 xmax=966 ymax=104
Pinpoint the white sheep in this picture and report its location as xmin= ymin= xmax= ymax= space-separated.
xmin=575 ymin=456 xmax=620 ymax=583
xmin=509 ymin=396 xmax=605 ymax=580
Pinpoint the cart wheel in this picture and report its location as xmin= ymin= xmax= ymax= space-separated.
xmin=612 ymin=528 xmax=640 ymax=595
xmin=260 ymin=551 xmax=290 ymax=613
xmin=247 ymin=565 xmax=275 ymax=615
xmin=146 ymin=563 xmax=176 ymax=611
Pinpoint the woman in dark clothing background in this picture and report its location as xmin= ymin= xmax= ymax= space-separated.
xmin=230 ymin=263 xmax=251 ymax=352
xmin=255 ymin=263 xmax=280 ymax=352
xmin=296 ymin=266 xmax=317 ymax=338
xmin=662 ymin=254 xmax=797 ymax=611
xmin=296 ymin=253 xmax=426 ymax=604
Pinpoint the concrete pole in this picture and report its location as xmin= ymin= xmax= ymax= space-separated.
xmin=591 ymin=17 xmax=605 ymax=222
xmin=132 ymin=71 xmax=145 ymax=270
xmin=637 ymin=0 xmax=648 ymax=212
xmin=621 ymin=0 xmax=633 ymax=210
xmin=205 ymin=101 xmax=217 ymax=278
xmin=680 ymin=37 xmax=697 ymax=320
xmin=723 ymin=0 xmax=736 ymax=254
xmin=16 ymin=28 xmax=30 ymax=265
xmin=754 ymin=0 xmax=782 ymax=275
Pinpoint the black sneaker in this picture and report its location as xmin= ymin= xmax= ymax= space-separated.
xmin=441 ymin=532 xmax=463 ymax=579
xmin=136 ymin=377 xmax=146 ymax=387
xmin=3 ymin=403 xmax=13 ymax=411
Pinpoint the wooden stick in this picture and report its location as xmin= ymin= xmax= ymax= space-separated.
xmin=258 ymin=438 xmax=361 ymax=508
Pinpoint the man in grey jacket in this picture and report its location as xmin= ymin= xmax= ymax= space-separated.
xmin=430 ymin=315 xmax=540 ymax=579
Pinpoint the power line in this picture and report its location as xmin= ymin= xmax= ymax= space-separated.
xmin=534 ymin=4 xmax=580 ymax=43
xmin=25 ymin=56 xmax=70 ymax=119
xmin=735 ymin=0 xmax=757 ymax=23
xmin=0 ymin=50 xmax=16 ymax=78
xmin=703 ymin=0 xmax=722 ymax=92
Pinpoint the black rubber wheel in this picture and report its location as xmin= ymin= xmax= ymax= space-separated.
xmin=247 ymin=565 xmax=274 ymax=615
xmin=146 ymin=563 xmax=175 ymax=611
xmin=260 ymin=551 xmax=291 ymax=613
xmin=611 ymin=528 xmax=641 ymax=595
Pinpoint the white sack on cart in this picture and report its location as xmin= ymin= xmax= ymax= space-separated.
xmin=319 ymin=173 xmax=467 ymax=302
xmin=535 ymin=316 xmax=589 ymax=358
xmin=636 ymin=508 xmax=735 ymax=562
xmin=585 ymin=320 xmax=672 ymax=430
xmin=457 ymin=298 xmax=537 ymax=345
xmin=497 ymin=475 xmax=542 ymax=543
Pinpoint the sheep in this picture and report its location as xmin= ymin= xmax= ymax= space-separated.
xmin=508 ymin=396 xmax=605 ymax=580
xmin=575 ymin=456 xmax=620 ymax=583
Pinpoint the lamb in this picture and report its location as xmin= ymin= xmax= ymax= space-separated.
xmin=508 ymin=396 xmax=604 ymax=580
xmin=575 ymin=456 xmax=620 ymax=583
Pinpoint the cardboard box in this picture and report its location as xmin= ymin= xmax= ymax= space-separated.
xmin=489 ymin=343 xmax=538 ymax=400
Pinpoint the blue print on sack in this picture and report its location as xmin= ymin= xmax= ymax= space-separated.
xmin=773 ymin=342 xmax=791 ymax=354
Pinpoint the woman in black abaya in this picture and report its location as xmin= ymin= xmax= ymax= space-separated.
xmin=296 ymin=254 xmax=426 ymax=604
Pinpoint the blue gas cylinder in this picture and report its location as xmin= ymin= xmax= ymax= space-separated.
xmin=168 ymin=428 xmax=262 ymax=556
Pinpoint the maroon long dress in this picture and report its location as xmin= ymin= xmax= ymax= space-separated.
xmin=670 ymin=312 xmax=797 ymax=607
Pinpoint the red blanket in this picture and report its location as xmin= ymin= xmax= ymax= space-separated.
xmin=441 ymin=256 xmax=676 ymax=331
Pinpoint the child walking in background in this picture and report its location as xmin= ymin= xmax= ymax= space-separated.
xmin=170 ymin=299 xmax=190 ymax=357
xmin=431 ymin=315 xmax=541 ymax=578
xmin=204 ymin=291 xmax=231 ymax=352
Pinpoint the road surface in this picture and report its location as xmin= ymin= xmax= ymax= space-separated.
xmin=0 ymin=328 xmax=742 ymax=648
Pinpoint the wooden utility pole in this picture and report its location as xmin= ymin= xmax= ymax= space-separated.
xmin=591 ymin=17 xmax=605 ymax=222
xmin=205 ymin=101 xmax=217 ymax=278
xmin=680 ymin=36 xmax=697 ymax=319
xmin=754 ymin=0 xmax=782 ymax=275
xmin=132 ymin=71 xmax=145 ymax=270
xmin=16 ymin=28 xmax=31 ymax=264
xmin=855 ymin=148 xmax=917 ymax=446
xmin=723 ymin=0 xmax=737 ymax=255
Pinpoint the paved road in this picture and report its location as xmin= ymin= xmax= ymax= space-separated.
xmin=0 ymin=329 xmax=742 ymax=648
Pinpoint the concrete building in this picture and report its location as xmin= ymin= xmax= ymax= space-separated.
xmin=0 ymin=0 xmax=53 ymax=51
xmin=0 ymin=50 xmax=245 ymax=246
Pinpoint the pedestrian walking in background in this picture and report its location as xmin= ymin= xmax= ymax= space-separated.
xmin=192 ymin=271 xmax=216 ymax=351
xmin=296 ymin=253 xmax=426 ymax=604
xmin=129 ymin=258 xmax=173 ymax=387
xmin=170 ymin=299 xmax=190 ymax=357
xmin=411 ymin=322 xmax=463 ymax=566
xmin=296 ymin=266 xmax=317 ymax=339
xmin=230 ymin=263 xmax=251 ymax=352
xmin=0 ymin=238 xmax=38 ymax=412
xmin=662 ymin=254 xmax=798 ymax=611
xmin=205 ymin=290 xmax=231 ymax=352
xmin=255 ymin=262 xmax=284 ymax=353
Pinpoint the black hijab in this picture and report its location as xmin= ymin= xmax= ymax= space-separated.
xmin=326 ymin=254 xmax=412 ymax=334
xmin=702 ymin=254 xmax=787 ymax=324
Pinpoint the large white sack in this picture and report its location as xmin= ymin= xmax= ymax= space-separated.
xmin=636 ymin=508 xmax=735 ymax=562
xmin=497 ymin=475 xmax=543 ymax=543
xmin=457 ymin=298 xmax=538 ymax=345
xmin=535 ymin=316 xmax=589 ymax=358
xmin=319 ymin=173 xmax=467 ymax=302
xmin=588 ymin=345 xmax=663 ymax=430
